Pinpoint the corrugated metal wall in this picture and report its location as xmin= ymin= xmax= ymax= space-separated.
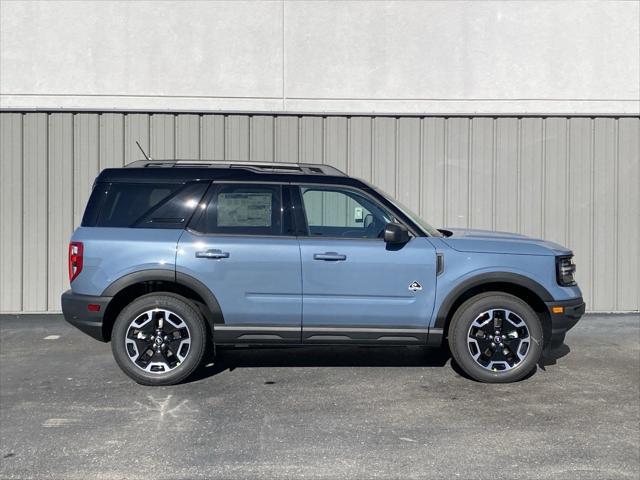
xmin=1 ymin=112 xmax=638 ymax=313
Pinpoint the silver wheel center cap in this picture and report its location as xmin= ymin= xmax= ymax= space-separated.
xmin=155 ymin=337 xmax=163 ymax=346
xmin=495 ymin=335 xmax=503 ymax=343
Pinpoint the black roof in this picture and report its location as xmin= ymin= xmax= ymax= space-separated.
xmin=97 ymin=160 xmax=367 ymax=188
xmin=92 ymin=160 xmax=433 ymax=236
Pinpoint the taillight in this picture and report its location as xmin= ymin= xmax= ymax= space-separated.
xmin=68 ymin=242 xmax=83 ymax=282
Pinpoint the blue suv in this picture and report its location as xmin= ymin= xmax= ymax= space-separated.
xmin=61 ymin=161 xmax=585 ymax=385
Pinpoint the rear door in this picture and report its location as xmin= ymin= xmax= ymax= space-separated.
xmin=295 ymin=184 xmax=437 ymax=344
xmin=176 ymin=182 xmax=302 ymax=344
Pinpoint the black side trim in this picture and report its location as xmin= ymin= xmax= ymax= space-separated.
xmin=433 ymin=272 xmax=554 ymax=332
xmin=288 ymin=185 xmax=309 ymax=236
xmin=436 ymin=253 xmax=444 ymax=275
xmin=426 ymin=328 xmax=444 ymax=347
xmin=302 ymin=327 xmax=428 ymax=344
xmin=101 ymin=269 xmax=225 ymax=326
xmin=102 ymin=269 xmax=176 ymax=296
xmin=214 ymin=325 xmax=301 ymax=344
xmin=61 ymin=290 xmax=112 ymax=342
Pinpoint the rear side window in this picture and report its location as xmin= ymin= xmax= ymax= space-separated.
xmin=83 ymin=182 xmax=208 ymax=228
xmin=191 ymin=183 xmax=283 ymax=236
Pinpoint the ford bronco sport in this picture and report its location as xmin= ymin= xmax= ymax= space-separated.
xmin=61 ymin=161 xmax=585 ymax=385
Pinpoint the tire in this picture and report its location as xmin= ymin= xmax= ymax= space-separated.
xmin=448 ymin=292 xmax=543 ymax=383
xmin=111 ymin=293 xmax=207 ymax=386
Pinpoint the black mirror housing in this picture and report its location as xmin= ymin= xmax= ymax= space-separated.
xmin=384 ymin=223 xmax=410 ymax=244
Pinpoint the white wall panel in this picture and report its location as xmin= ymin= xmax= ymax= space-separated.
xmin=99 ymin=114 xmax=125 ymax=170
xmin=73 ymin=114 xmax=99 ymax=227
xmin=275 ymin=117 xmax=299 ymax=163
xmin=0 ymin=112 xmax=637 ymax=312
xmin=592 ymin=118 xmax=617 ymax=311
xmin=347 ymin=117 xmax=372 ymax=181
xmin=225 ymin=116 xmax=249 ymax=161
xmin=469 ymin=118 xmax=494 ymax=230
xmin=616 ymin=118 xmax=640 ymax=311
xmin=568 ymin=118 xmax=594 ymax=305
xmin=47 ymin=114 xmax=73 ymax=311
xmin=22 ymin=113 xmax=48 ymax=311
xmin=495 ymin=118 xmax=519 ymax=232
xmin=445 ymin=118 xmax=470 ymax=228
xmin=251 ymin=116 xmax=274 ymax=162
xmin=519 ymin=118 xmax=544 ymax=237
xmin=150 ymin=114 xmax=175 ymax=160
xmin=200 ymin=115 xmax=225 ymax=161
xmin=0 ymin=113 xmax=23 ymax=311
xmin=421 ymin=118 xmax=446 ymax=227
xmin=299 ymin=117 xmax=323 ymax=165
xmin=543 ymin=118 xmax=569 ymax=247
xmin=175 ymin=115 xmax=200 ymax=159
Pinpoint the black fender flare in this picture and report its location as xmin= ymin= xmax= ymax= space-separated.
xmin=433 ymin=272 xmax=553 ymax=331
xmin=101 ymin=269 xmax=224 ymax=324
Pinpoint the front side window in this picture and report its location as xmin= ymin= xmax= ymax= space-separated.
xmin=299 ymin=185 xmax=392 ymax=239
xmin=193 ymin=183 xmax=283 ymax=236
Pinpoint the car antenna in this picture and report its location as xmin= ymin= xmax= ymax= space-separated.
xmin=135 ymin=141 xmax=152 ymax=161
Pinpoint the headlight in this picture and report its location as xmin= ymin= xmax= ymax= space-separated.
xmin=556 ymin=255 xmax=576 ymax=286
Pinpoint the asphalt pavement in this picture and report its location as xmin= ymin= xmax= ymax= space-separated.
xmin=0 ymin=313 xmax=638 ymax=479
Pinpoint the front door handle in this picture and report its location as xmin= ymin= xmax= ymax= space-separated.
xmin=196 ymin=249 xmax=230 ymax=259
xmin=313 ymin=252 xmax=347 ymax=261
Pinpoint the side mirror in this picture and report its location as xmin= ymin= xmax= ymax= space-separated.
xmin=384 ymin=222 xmax=410 ymax=244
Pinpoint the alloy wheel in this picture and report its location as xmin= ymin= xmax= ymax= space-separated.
xmin=467 ymin=309 xmax=531 ymax=372
xmin=124 ymin=308 xmax=191 ymax=374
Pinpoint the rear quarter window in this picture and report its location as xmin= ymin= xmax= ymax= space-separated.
xmin=82 ymin=182 xmax=208 ymax=228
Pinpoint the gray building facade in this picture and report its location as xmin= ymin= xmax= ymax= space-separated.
xmin=1 ymin=1 xmax=639 ymax=313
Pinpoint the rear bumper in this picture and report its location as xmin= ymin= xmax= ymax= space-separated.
xmin=61 ymin=290 xmax=112 ymax=342
xmin=545 ymin=296 xmax=585 ymax=346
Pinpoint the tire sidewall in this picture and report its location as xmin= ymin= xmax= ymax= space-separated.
xmin=449 ymin=293 xmax=543 ymax=383
xmin=111 ymin=293 xmax=207 ymax=386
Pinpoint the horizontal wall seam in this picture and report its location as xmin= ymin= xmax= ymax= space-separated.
xmin=2 ymin=108 xmax=640 ymax=119
xmin=4 ymin=93 xmax=639 ymax=102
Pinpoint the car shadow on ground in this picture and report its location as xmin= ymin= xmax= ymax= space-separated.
xmin=188 ymin=342 xmax=572 ymax=384
xmin=189 ymin=345 xmax=452 ymax=382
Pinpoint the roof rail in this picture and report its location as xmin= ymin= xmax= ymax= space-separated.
xmin=124 ymin=160 xmax=346 ymax=176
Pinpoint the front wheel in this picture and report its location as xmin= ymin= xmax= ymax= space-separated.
xmin=448 ymin=292 xmax=543 ymax=383
xmin=111 ymin=293 xmax=207 ymax=386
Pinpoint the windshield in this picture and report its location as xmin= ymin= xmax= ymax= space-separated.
xmin=372 ymin=187 xmax=443 ymax=237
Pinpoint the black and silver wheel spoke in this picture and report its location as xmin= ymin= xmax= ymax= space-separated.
xmin=467 ymin=308 xmax=530 ymax=372
xmin=161 ymin=348 xmax=178 ymax=369
xmin=135 ymin=345 xmax=155 ymax=369
xmin=124 ymin=308 xmax=191 ymax=374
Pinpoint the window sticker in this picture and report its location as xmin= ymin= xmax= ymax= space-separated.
xmin=217 ymin=192 xmax=273 ymax=227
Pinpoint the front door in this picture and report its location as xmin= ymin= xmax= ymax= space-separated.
xmin=176 ymin=182 xmax=302 ymax=343
xmin=296 ymin=185 xmax=437 ymax=344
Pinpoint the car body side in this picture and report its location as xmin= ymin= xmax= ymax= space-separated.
xmin=62 ymin=167 xmax=584 ymax=351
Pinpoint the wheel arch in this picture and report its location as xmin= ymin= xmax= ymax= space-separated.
xmin=101 ymin=269 xmax=223 ymax=341
xmin=432 ymin=272 xmax=553 ymax=348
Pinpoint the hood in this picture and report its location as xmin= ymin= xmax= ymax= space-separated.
xmin=440 ymin=228 xmax=572 ymax=256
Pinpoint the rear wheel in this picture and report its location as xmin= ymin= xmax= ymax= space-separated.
xmin=448 ymin=292 xmax=543 ymax=383
xmin=111 ymin=293 xmax=207 ymax=386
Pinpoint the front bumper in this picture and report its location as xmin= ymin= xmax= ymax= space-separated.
xmin=545 ymin=296 xmax=585 ymax=347
xmin=61 ymin=290 xmax=112 ymax=342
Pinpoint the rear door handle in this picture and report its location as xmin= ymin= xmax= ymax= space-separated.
xmin=313 ymin=252 xmax=347 ymax=261
xmin=196 ymin=249 xmax=230 ymax=259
